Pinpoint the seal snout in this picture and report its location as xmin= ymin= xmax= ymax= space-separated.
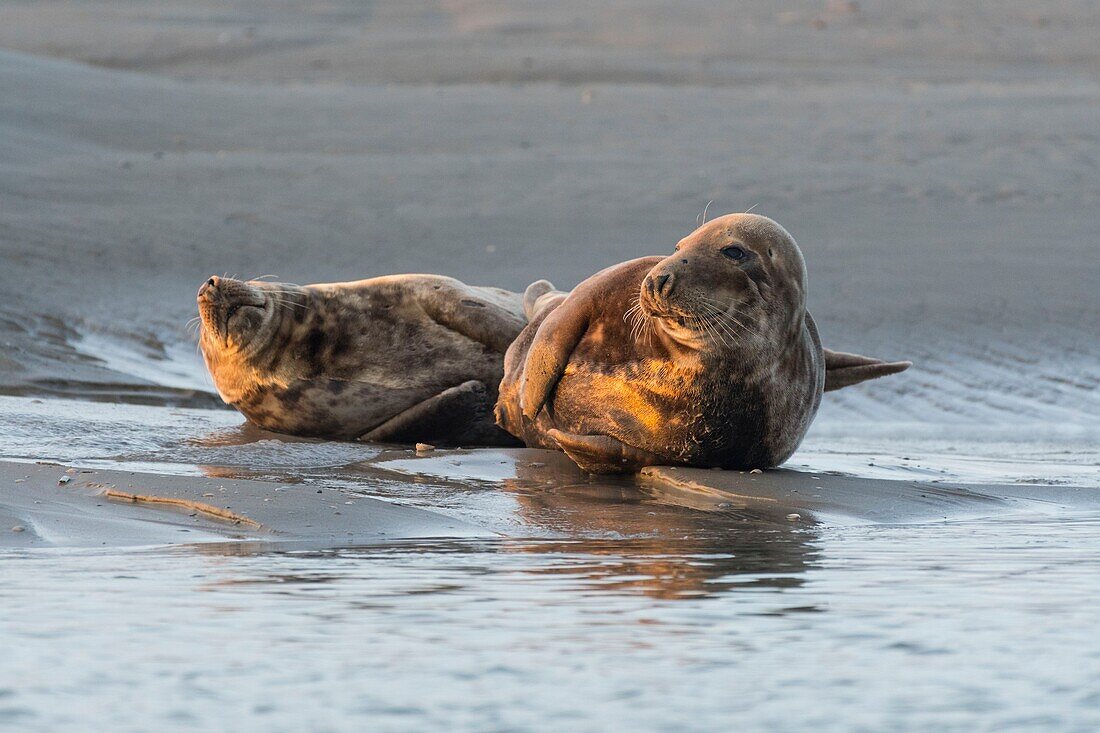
xmin=198 ymin=275 xmax=225 ymax=303
xmin=196 ymin=275 xmax=269 ymax=347
xmin=643 ymin=271 xmax=675 ymax=300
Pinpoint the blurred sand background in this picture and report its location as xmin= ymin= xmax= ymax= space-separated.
xmin=0 ymin=0 xmax=1097 ymax=425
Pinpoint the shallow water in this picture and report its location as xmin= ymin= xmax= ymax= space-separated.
xmin=3 ymin=386 xmax=1100 ymax=731
xmin=5 ymin=512 xmax=1100 ymax=731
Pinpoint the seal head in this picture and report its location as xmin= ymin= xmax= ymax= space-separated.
xmin=637 ymin=213 xmax=808 ymax=362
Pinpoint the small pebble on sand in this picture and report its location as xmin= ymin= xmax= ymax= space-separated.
xmin=750 ymin=468 xmax=763 ymax=474
xmin=12 ymin=526 xmax=26 ymax=533
xmin=787 ymin=513 xmax=801 ymax=521
xmin=415 ymin=443 xmax=435 ymax=453
xmin=57 ymin=475 xmax=71 ymax=485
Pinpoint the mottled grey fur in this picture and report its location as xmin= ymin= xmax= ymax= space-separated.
xmin=198 ymin=274 xmax=526 ymax=446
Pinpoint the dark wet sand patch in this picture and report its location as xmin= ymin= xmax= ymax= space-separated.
xmin=0 ymin=460 xmax=489 ymax=549
xmin=368 ymin=448 xmax=1100 ymax=526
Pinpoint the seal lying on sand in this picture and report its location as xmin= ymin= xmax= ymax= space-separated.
xmin=197 ymin=274 xmax=527 ymax=446
xmin=496 ymin=213 xmax=910 ymax=473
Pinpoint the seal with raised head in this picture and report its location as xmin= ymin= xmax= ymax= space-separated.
xmin=197 ymin=274 xmax=527 ymax=446
xmin=496 ymin=213 xmax=911 ymax=473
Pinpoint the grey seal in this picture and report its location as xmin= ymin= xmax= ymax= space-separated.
xmin=197 ymin=274 xmax=527 ymax=446
xmin=496 ymin=213 xmax=910 ymax=473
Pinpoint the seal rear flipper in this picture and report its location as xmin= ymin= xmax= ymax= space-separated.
xmin=522 ymin=280 xmax=568 ymax=321
xmin=823 ymin=348 xmax=912 ymax=392
xmin=417 ymin=283 xmax=527 ymax=354
xmin=358 ymin=380 xmax=521 ymax=447
xmin=547 ymin=429 xmax=665 ymax=475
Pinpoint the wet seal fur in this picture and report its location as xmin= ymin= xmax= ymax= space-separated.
xmin=198 ymin=274 xmax=527 ymax=446
xmin=496 ymin=214 xmax=911 ymax=473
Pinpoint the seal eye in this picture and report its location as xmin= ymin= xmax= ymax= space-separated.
xmin=721 ymin=245 xmax=747 ymax=261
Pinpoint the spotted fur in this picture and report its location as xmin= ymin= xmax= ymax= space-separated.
xmin=197 ymin=274 xmax=527 ymax=445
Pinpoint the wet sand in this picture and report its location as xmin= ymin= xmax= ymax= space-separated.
xmin=0 ymin=459 xmax=488 ymax=549
xmin=8 ymin=446 xmax=1098 ymax=551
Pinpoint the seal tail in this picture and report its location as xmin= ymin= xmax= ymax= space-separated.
xmin=823 ymin=349 xmax=912 ymax=392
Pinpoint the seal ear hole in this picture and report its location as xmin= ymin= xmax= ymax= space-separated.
xmin=768 ymin=248 xmax=775 ymax=257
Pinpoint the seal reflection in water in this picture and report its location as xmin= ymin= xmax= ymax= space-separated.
xmin=197 ymin=274 xmax=527 ymax=446
xmin=496 ymin=213 xmax=911 ymax=473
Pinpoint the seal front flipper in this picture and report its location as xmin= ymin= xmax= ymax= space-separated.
xmin=547 ymin=429 xmax=665 ymax=475
xmin=360 ymin=380 xmax=519 ymax=446
xmin=519 ymin=299 xmax=590 ymax=420
xmin=823 ymin=348 xmax=912 ymax=392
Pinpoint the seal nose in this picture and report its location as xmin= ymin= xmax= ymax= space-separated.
xmin=648 ymin=272 xmax=675 ymax=299
xmin=645 ymin=273 xmax=675 ymax=300
xmin=198 ymin=275 xmax=220 ymax=299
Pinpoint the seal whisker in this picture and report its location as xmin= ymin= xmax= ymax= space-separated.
xmin=723 ymin=307 xmax=767 ymax=340
xmin=629 ymin=308 xmax=644 ymax=343
xmin=624 ymin=296 xmax=652 ymax=345
xmin=697 ymin=296 xmax=765 ymax=340
xmin=272 ymin=298 xmax=310 ymax=309
xmin=270 ymin=295 xmax=311 ymax=311
xmin=715 ymin=313 xmax=755 ymax=343
xmin=259 ymin=286 xmax=308 ymax=301
xmin=697 ymin=303 xmax=739 ymax=348
xmin=637 ymin=309 xmax=654 ymax=345
xmin=622 ymin=300 xmax=639 ymax=325
xmin=696 ymin=300 xmax=747 ymax=346
xmin=259 ymin=288 xmax=307 ymax=297
xmin=697 ymin=310 xmax=729 ymax=349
